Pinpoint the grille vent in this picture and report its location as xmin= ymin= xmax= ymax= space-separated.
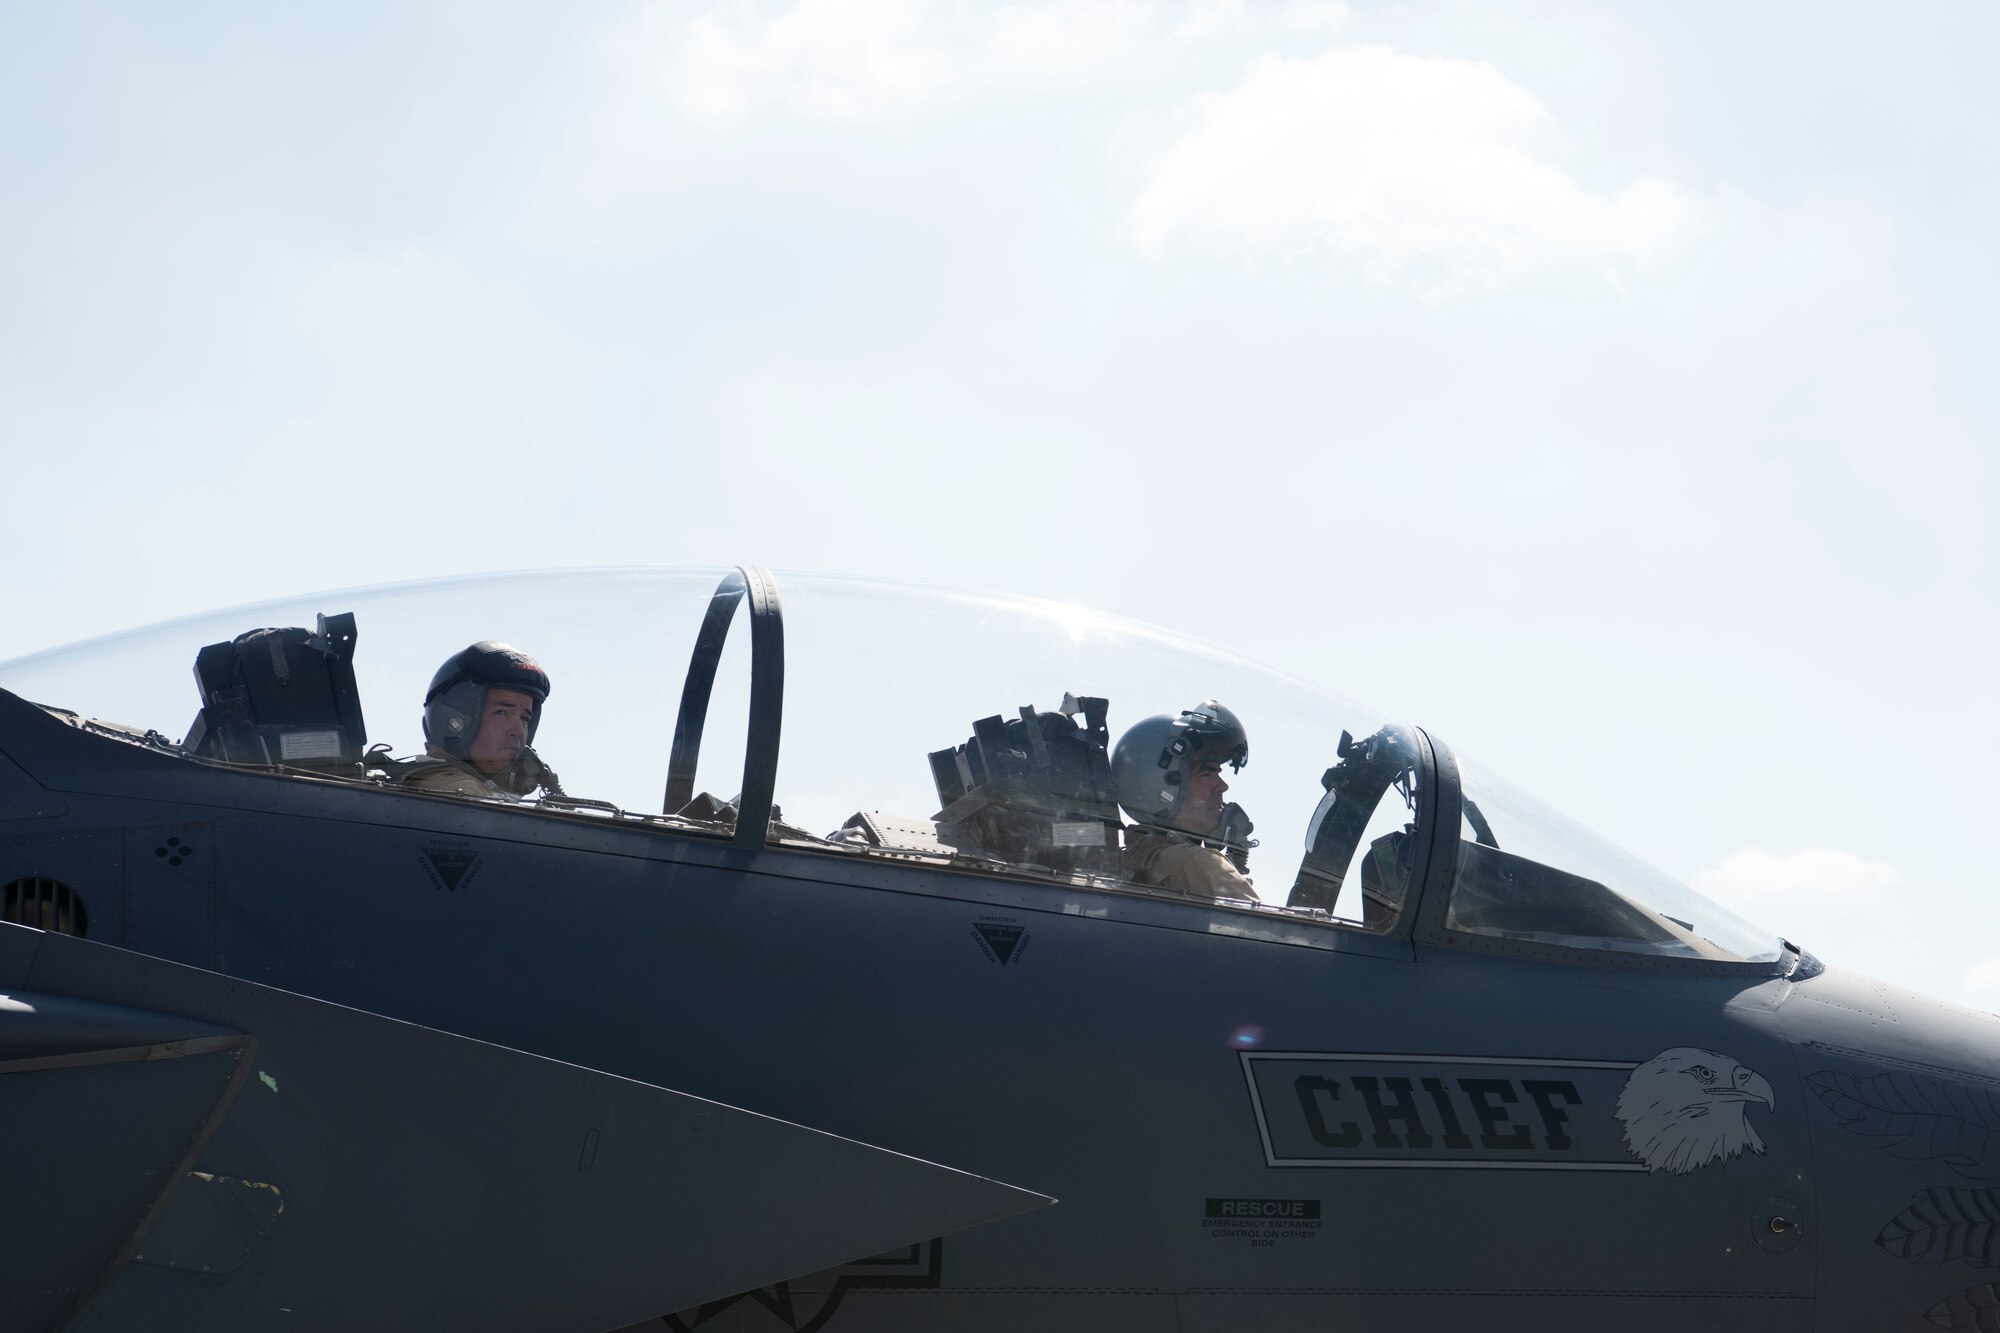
xmin=1 ymin=877 xmax=88 ymax=937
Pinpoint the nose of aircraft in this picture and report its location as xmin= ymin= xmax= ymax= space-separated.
xmin=1779 ymin=963 xmax=2000 ymax=1330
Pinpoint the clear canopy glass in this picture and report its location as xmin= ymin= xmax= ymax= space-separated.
xmin=0 ymin=567 xmax=1786 ymax=962
xmin=0 ymin=569 xmax=1413 ymax=922
xmin=1446 ymin=758 xmax=1786 ymax=964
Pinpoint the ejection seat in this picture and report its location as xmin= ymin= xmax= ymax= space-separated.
xmin=829 ymin=694 xmax=1123 ymax=878
xmin=182 ymin=612 xmax=369 ymax=773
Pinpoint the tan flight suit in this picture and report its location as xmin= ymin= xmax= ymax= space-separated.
xmin=1121 ymin=826 xmax=1257 ymax=901
xmin=399 ymin=745 xmax=558 ymax=802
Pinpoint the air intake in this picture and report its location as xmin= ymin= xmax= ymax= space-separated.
xmin=1 ymin=877 xmax=88 ymax=937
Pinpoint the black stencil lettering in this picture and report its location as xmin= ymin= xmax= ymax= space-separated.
xmin=1460 ymin=1078 xmax=1532 ymax=1150
xmin=1353 ymin=1076 xmax=1434 ymax=1150
xmin=1522 ymin=1080 xmax=1580 ymax=1150
xmin=1422 ymin=1077 xmax=1474 ymax=1149
xmin=1295 ymin=1075 xmax=1362 ymax=1148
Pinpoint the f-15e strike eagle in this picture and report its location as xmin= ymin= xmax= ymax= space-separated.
xmin=0 ymin=566 xmax=1991 ymax=1332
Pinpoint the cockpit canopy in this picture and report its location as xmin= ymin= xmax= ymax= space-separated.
xmin=0 ymin=567 xmax=1786 ymax=968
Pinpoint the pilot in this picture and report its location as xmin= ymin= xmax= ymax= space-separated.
xmin=398 ymin=642 xmax=565 ymax=801
xmin=1111 ymin=700 xmax=1256 ymax=901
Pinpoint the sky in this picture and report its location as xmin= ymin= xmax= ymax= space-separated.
xmin=2 ymin=1 xmax=1995 ymax=1002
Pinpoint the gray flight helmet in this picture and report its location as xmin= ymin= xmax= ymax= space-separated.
xmin=1111 ymin=699 xmax=1248 ymax=828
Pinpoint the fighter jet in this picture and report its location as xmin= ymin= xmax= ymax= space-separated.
xmin=0 ymin=566 xmax=1991 ymax=1332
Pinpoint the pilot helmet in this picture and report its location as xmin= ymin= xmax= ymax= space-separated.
xmin=1111 ymin=699 xmax=1248 ymax=829
xmin=423 ymin=641 xmax=550 ymax=758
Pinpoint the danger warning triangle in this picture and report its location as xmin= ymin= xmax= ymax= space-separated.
xmin=422 ymin=848 xmax=480 ymax=892
xmin=974 ymin=923 xmax=1025 ymax=966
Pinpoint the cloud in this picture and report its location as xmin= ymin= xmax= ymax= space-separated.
xmin=578 ymin=0 xmax=1350 ymax=132
xmin=671 ymin=0 xmax=957 ymax=123
xmin=1172 ymin=0 xmax=1348 ymax=41
xmin=532 ymin=0 xmax=1167 ymax=232
xmin=1125 ymin=43 xmax=1700 ymax=294
xmin=983 ymin=0 xmax=1157 ymax=80
xmin=1691 ymin=847 xmax=1911 ymax=975
xmin=1692 ymin=846 xmax=1900 ymax=906
xmin=650 ymin=0 xmax=1160 ymax=125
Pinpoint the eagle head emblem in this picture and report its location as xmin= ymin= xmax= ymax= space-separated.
xmin=1615 ymin=1047 xmax=1774 ymax=1175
